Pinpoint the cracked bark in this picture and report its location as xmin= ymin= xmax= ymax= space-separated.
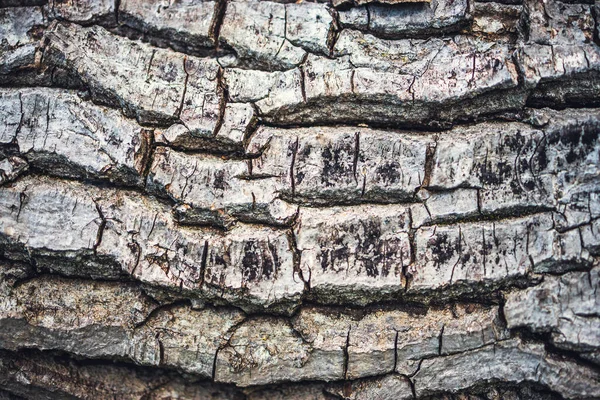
xmin=1 ymin=0 xmax=600 ymax=398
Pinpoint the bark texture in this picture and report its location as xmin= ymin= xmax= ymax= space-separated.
xmin=1 ymin=0 xmax=600 ymax=398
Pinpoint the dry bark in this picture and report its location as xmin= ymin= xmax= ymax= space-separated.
xmin=0 ymin=0 xmax=599 ymax=398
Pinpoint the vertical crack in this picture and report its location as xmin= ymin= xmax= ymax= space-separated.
xmin=242 ymin=104 xmax=260 ymax=149
xmin=274 ymin=5 xmax=288 ymax=59
xmin=407 ymin=75 xmax=417 ymax=105
xmin=139 ymin=129 xmax=155 ymax=185
xmin=482 ymin=226 xmax=487 ymax=277
xmin=212 ymin=346 xmax=221 ymax=381
xmin=177 ymin=57 xmax=191 ymax=120
xmin=145 ymin=50 xmax=156 ymax=82
xmin=156 ymin=332 xmax=164 ymax=366
xmin=420 ymin=139 xmax=437 ymax=189
xmin=299 ymin=63 xmax=307 ymax=103
xmin=405 ymin=207 xmax=416 ymax=292
xmin=211 ymin=0 xmax=229 ymax=46
xmin=352 ymin=131 xmax=360 ymax=184
xmin=399 ymin=357 xmax=422 ymax=398
xmin=327 ymin=7 xmax=341 ymax=57
xmin=43 ymin=99 xmax=51 ymax=150
xmin=438 ymin=324 xmax=445 ymax=355
xmin=179 ymin=161 xmax=198 ymax=200
xmin=288 ymin=228 xmax=309 ymax=291
xmin=449 ymin=226 xmax=462 ymax=284
xmin=212 ymin=67 xmax=229 ymax=138
xmin=343 ymin=326 xmax=351 ymax=380
xmin=393 ymin=329 xmax=400 ymax=372
xmin=407 ymin=376 xmax=416 ymax=399
xmin=16 ymin=92 xmax=25 ymax=137
xmin=16 ymin=188 xmax=29 ymax=223
xmin=129 ymin=236 xmax=142 ymax=277
xmin=290 ymin=136 xmax=299 ymax=199
xmin=361 ymin=174 xmax=366 ymax=197
xmin=468 ymin=52 xmax=477 ymax=87
xmin=147 ymin=213 xmax=158 ymax=240
xmin=92 ymin=200 xmax=106 ymax=255
xmin=409 ymin=358 xmax=423 ymax=378
xmin=114 ymin=0 xmax=121 ymax=25
xmin=212 ymin=316 xmax=247 ymax=381
xmin=497 ymin=295 xmax=509 ymax=329
xmin=199 ymin=240 xmax=209 ymax=288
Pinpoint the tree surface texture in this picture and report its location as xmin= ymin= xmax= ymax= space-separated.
xmin=0 ymin=0 xmax=600 ymax=398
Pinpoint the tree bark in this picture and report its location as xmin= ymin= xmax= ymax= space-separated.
xmin=1 ymin=0 xmax=599 ymax=398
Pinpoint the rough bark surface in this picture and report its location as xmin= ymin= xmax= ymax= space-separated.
xmin=0 ymin=0 xmax=599 ymax=398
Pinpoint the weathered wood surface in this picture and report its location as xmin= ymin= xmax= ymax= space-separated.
xmin=1 ymin=0 xmax=599 ymax=398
